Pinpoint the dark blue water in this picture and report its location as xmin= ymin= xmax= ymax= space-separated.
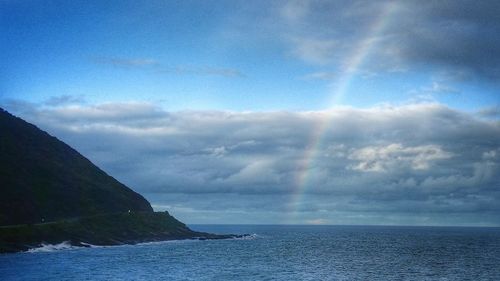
xmin=1 ymin=225 xmax=500 ymax=280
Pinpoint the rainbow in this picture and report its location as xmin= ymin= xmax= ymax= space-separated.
xmin=287 ymin=2 xmax=399 ymax=223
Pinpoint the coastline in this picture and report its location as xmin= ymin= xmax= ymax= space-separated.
xmin=0 ymin=211 xmax=245 ymax=254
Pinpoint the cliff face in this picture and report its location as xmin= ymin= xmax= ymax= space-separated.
xmin=0 ymin=108 xmax=153 ymax=226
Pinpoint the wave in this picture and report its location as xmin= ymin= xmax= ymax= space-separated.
xmin=80 ymin=242 xmax=101 ymax=248
xmin=232 ymin=233 xmax=260 ymax=240
xmin=27 ymin=241 xmax=78 ymax=253
xmin=136 ymin=239 xmax=202 ymax=246
xmin=25 ymin=234 xmax=260 ymax=253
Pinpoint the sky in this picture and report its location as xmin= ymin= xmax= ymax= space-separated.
xmin=1 ymin=0 xmax=499 ymax=226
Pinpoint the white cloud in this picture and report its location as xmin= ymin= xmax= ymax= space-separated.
xmin=2 ymin=100 xmax=499 ymax=225
xmin=280 ymin=0 xmax=310 ymax=22
xmin=92 ymin=56 xmax=244 ymax=77
xmin=44 ymin=95 xmax=87 ymax=106
xmin=306 ymin=218 xmax=329 ymax=225
xmin=349 ymin=144 xmax=453 ymax=172
xmin=92 ymin=57 xmax=160 ymax=67
xmin=478 ymin=106 xmax=500 ymax=119
xmin=157 ymin=65 xmax=244 ymax=77
xmin=273 ymin=0 xmax=500 ymax=80
xmin=301 ymin=71 xmax=336 ymax=81
xmin=290 ymin=38 xmax=337 ymax=65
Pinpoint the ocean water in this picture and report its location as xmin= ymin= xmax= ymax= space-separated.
xmin=1 ymin=225 xmax=500 ymax=281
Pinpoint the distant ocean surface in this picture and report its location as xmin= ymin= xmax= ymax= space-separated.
xmin=1 ymin=225 xmax=500 ymax=280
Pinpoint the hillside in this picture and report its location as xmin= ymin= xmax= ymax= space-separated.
xmin=0 ymin=211 xmax=237 ymax=253
xmin=0 ymin=108 xmax=152 ymax=226
xmin=0 ymin=108 xmax=245 ymax=253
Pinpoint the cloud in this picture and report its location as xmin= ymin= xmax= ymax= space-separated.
xmin=91 ymin=56 xmax=244 ymax=77
xmin=91 ymin=57 xmax=160 ymax=67
xmin=306 ymin=218 xmax=329 ymax=225
xmin=44 ymin=95 xmax=87 ymax=106
xmin=478 ymin=106 xmax=500 ymax=119
xmin=290 ymin=38 xmax=337 ymax=65
xmin=280 ymin=0 xmax=311 ymax=22
xmin=2 ymin=100 xmax=499 ymax=225
xmin=156 ymin=65 xmax=245 ymax=78
xmin=419 ymin=82 xmax=459 ymax=95
xmin=301 ymin=71 xmax=336 ymax=81
xmin=348 ymin=144 xmax=453 ymax=172
xmin=274 ymin=0 xmax=500 ymax=80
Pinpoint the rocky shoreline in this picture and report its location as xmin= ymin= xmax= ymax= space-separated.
xmin=0 ymin=211 xmax=246 ymax=254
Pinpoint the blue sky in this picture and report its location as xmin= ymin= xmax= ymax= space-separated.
xmin=1 ymin=1 xmax=499 ymax=225
xmin=2 ymin=0 xmax=498 ymax=111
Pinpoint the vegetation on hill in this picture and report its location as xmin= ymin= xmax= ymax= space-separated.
xmin=0 ymin=108 xmax=244 ymax=253
xmin=0 ymin=211 xmax=238 ymax=253
xmin=0 ymin=108 xmax=152 ymax=226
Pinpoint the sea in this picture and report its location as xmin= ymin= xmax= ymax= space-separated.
xmin=1 ymin=225 xmax=500 ymax=281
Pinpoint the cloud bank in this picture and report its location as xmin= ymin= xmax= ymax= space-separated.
xmin=3 ymin=100 xmax=499 ymax=225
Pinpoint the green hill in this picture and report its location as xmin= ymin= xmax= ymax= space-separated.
xmin=0 ymin=211 xmax=237 ymax=253
xmin=0 ymin=108 xmax=244 ymax=253
xmin=0 ymin=108 xmax=152 ymax=226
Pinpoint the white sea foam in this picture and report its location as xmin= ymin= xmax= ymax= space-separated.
xmin=80 ymin=242 xmax=101 ymax=248
xmin=233 ymin=233 xmax=260 ymax=240
xmin=27 ymin=241 xmax=77 ymax=253
xmin=136 ymin=239 xmax=201 ymax=246
xmin=25 ymin=235 xmax=259 ymax=253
